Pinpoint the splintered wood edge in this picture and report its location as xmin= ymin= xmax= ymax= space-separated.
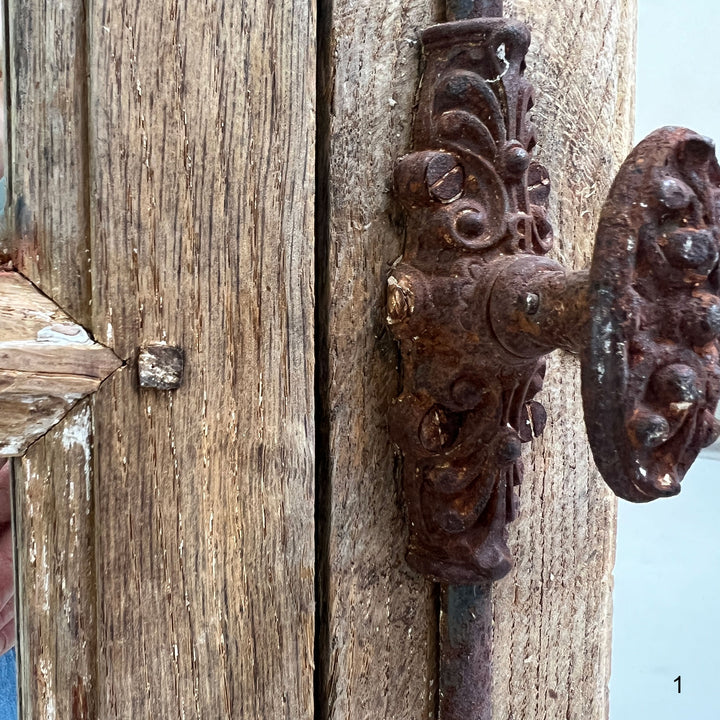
xmin=0 ymin=271 xmax=122 ymax=456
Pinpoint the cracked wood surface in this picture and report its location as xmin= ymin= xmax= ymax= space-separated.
xmin=9 ymin=0 xmax=316 ymax=717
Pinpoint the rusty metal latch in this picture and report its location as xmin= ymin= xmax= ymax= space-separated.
xmin=387 ymin=2 xmax=720 ymax=717
xmin=387 ymin=7 xmax=720 ymax=587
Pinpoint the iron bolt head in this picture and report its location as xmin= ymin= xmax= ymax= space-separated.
xmin=425 ymin=153 xmax=464 ymax=203
xmin=138 ymin=343 xmax=185 ymax=390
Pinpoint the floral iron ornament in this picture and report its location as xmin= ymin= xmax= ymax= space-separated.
xmin=387 ymin=17 xmax=720 ymax=584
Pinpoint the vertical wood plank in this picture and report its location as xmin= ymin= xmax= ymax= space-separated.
xmin=14 ymin=400 xmax=98 ymax=719
xmin=0 ymin=3 xmax=8 ymax=236
xmin=489 ymin=1 xmax=636 ymax=718
xmin=7 ymin=1 xmax=100 ymax=716
xmin=8 ymin=0 xmax=92 ymax=326
xmin=324 ymin=1 xmax=635 ymax=718
xmin=87 ymin=0 xmax=316 ymax=717
xmin=320 ymin=1 xmax=442 ymax=718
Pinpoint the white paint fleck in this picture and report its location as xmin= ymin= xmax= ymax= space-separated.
xmin=38 ymin=658 xmax=56 ymax=719
xmin=61 ymin=405 xmax=92 ymax=503
xmin=41 ymin=543 xmax=50 ymax=612
xmin=596 ymin=320 xmax=615 ymax=383
xmin=658 ymin=473 xmax=674 ymax=488
xmin=36 ymin=323 xmax=91 ymax=345
xmin=487 ymin=44 xmax=510 ymax=84
xmin=670 ymin=401 xmax=693 ymax=412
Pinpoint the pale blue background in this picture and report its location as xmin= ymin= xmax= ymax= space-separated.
xmin=610 ymin=1 xmax=720 ymax=718
xmin=0 ymin=651 xmax=14 ymax=720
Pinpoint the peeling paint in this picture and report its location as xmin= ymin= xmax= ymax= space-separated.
xmin=61 ymin=405 xmax=92 ymax=503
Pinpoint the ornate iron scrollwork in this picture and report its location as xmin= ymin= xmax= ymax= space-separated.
xmin=387 ymin=18 xmax=720 ymax=583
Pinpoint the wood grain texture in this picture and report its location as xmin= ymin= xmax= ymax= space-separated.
xmin=0 ymin=271 xmax=120 ymax=456
xmin=489 ymin=1 xmax=636 ymax=718
xmin=6 ymin=4 xmax=102 ymax=715
xmin=14 ymin=400 xmax=99 ymax=719
xmin=323 ymin=1 xmax=635 ymax=718
xmin=320 ymin=1 xmax=443 ymax=718
xmin=7 ymin=0 xmax=92 ymax=327
xmin=87 ymin=0 xmax=315 ymax=717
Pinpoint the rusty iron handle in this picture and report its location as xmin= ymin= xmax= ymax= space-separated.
xmin=386 ymin=17 xmax=720 ymax=585
xmin=387 ymin=13 xmax=720 ymax=719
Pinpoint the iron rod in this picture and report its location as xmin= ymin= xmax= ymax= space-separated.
xmin=433 ymin=3 xmax=501 ymax=718
xmin=438 ymin=583 xmax=493 ymax=720
xmin=446 ymin=0 xmax=503 ymax=21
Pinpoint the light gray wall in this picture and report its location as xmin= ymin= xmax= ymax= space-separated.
xmin=610 ymin=2 xmax=720 ymax=716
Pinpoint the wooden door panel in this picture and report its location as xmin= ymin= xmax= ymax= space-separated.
xmin=10 ymin=0 xmax=316 ymax=716
xmin=6 ymin=0 xmax=637 ymax=716
xmin=86 ymin=0 xmax=316 ymax=714
xmin=9 ymin=0 xmax=92 ymax=327
xmin=9 ymin=1 xmax=99 ymax=716
xmin=15 ymin=402 xmax=98 ymax=719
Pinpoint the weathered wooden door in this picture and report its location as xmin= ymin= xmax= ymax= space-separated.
xmin=2 ymin=0 xmax=635 ymax=717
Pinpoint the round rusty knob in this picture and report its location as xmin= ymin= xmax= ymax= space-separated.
xmin=661 ymin=228 xmax=718 ymax=275
xmin=582 ymin=128 xmax=720 ymax=502
xmin=650 ymin=364 xmax=703 ymax=405
xmin=500 ymin=140 xmax=531 ymax=179
xmin=656 ymin=176 xmax=694 ymax=210
xmin=683 ymin=293 xmax=720 ymax=346
xmin=455 ymin=208 xmax=488 ymax=238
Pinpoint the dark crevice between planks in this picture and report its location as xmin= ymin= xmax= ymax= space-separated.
xmin=78 ymin=0 xmax=93 ymax=331
xmin=313 ymin=0 xmax=333 ymax=716
xmin=3 ymin=3 xmax=16 ymax=715
xmin=80 ymin=1 xmax=102 ymax=717
xmin=2 ymin=0 xmax=10 ymax=224
xmin=3 ymin=2 xmax=18 ymax=713
xmin=0 ymin=0 xmax=10 ymax=264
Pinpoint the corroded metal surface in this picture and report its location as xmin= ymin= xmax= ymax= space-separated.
xmin=446 ymin=0 xmax=502 ymax=21
xmin=387 ymin=17 xmax=552 ymax=582
xmin=582 ymin=127 xmax=720 ymax=502
xmin=387 ymin=21 xmax=720 ymax=584
xmin=138 ymin=343 xmax=185 ymax=390
xmin=438 ymin=583 xmax=492 ymax=720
